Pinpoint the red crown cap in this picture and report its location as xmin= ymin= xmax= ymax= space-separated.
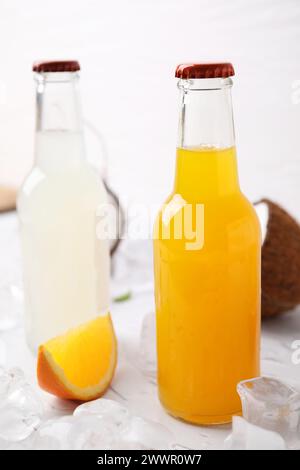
xmin=175 ymin=63 xmax=235 ymax=79
xmin=33 ymin=60 xmax=80 ymax=73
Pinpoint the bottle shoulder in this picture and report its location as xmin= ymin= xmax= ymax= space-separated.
xmin=156 ymin=190 xmax=258 ymax=218
xmin=18 ymin=164 xmax=107 ymax=213
xmin=154 ymin=191 xmax=261 ymax=244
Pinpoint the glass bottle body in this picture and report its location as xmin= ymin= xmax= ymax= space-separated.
xmin=18 ymin=72 xmax=110 ymax=353
xmin=153 ymin=77 xmax=261 ymax=424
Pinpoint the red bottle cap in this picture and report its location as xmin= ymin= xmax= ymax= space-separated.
xmin=175 ymin=63 xmax=235 ymax=79
xmin=32 ymin=60 xmax=80 ymax=73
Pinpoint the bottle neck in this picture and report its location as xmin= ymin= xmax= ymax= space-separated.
xmin=175 ymin=77 xmax=239 ymax=198
xmin=34 ymin=72 xmax=85 ymax=171
xmin=177 ymin=77 xmax=235 ymax=148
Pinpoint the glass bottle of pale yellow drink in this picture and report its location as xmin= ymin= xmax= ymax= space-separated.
xmin=153 ymin=63 xmax=261 ymax=425
xmin=18 ymin=61 xmax=110 ymax=353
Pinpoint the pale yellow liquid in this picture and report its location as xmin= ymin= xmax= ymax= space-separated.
xmin=153 ymin=146 xmax=261 ymax=425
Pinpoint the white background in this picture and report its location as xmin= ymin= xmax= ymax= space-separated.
xmin=0 ymin=0 xmax=300 ymax=215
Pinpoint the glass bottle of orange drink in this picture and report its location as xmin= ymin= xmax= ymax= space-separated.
xmin=153 ymin=63 xmax=261 ymax=425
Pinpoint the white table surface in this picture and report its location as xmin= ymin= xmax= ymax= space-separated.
xmin=1 ymin=212 xmax=299 ymax=450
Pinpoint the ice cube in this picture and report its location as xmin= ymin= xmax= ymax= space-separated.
xmin=34 ymin=414 xmax=120 ymax=450
xmin=0 ymin=368 xmax=43 ymax=442
xmin=119 ymin=416 xmax=175 ymax=450
xmin=29 ymin=414 xmax=175 ymax=450
xmin=74 ymin=400 xmax=176 ymax=450
xmin=74 ymin=398 xmax=130 ymax=430
xmin=224 ymin=416 xmax=287 ymax=450
xmin=237 ymin=376 xmax=300 ymax=449
xmin=139 ymin=312 xmax=157 ymax=378
xmin=68 ymin=415 xmax=116 ymax=450
xmin=32 ymin=416 xmax=74 ymax=450
xmin=0 ymin=367 xmax=25 ymax=396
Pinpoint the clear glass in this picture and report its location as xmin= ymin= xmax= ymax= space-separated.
xmin=153 ymin=75 xmax=261 ymax=425
xmin=18 ymin=71 xmax=111 ymax=353
xmin=178 ymin=77 xmax=235 ymax=149
xmin=34 ymin=72 xmax=85 ymax=173
xmin=237 ymin=377 xmax=300 ymax=449
xmin=35 ymin=72 xmax=82 ymax=132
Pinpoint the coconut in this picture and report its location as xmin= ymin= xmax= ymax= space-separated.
xmin=254 ymin=198 xmax=300 ymax=318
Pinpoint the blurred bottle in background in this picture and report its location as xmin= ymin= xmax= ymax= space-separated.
xmin=18 ymin=60 xmax=110 ymax=353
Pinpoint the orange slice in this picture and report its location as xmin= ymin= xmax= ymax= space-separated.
xmin=37 ymin=314 xmax=117 ymax=401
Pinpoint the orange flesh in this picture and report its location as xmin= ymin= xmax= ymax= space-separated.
xmin=37 ymin=314 xmax=117 ymax=401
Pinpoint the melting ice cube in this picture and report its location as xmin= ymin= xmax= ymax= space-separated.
xmin=74 ymin=398 xmax=130 ymax=431
xmin=68 ymin=415 xmax=117 ymax=450
xmin=224 ymin=416 xmax=287 ymax=450
xmin=32 ymin=416 xmax=74 ymax=450
xmin=118 ymin=416 xmax=175 ymax=450
xmin=74 ymin=400 xmax=174 ymax=450
xmin=34 ymin=413 xmax=126 ymax=450
xmin=0 ymin=367 xmax=24 ymax=396
xmin=0 ymin=368 xmax=43 ymax=442
xmin=237 ymin=376 xmax=300 ymax=449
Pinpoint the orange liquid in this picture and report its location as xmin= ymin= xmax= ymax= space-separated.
xmin=153 ymin=147 xmax=261 ymax=425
